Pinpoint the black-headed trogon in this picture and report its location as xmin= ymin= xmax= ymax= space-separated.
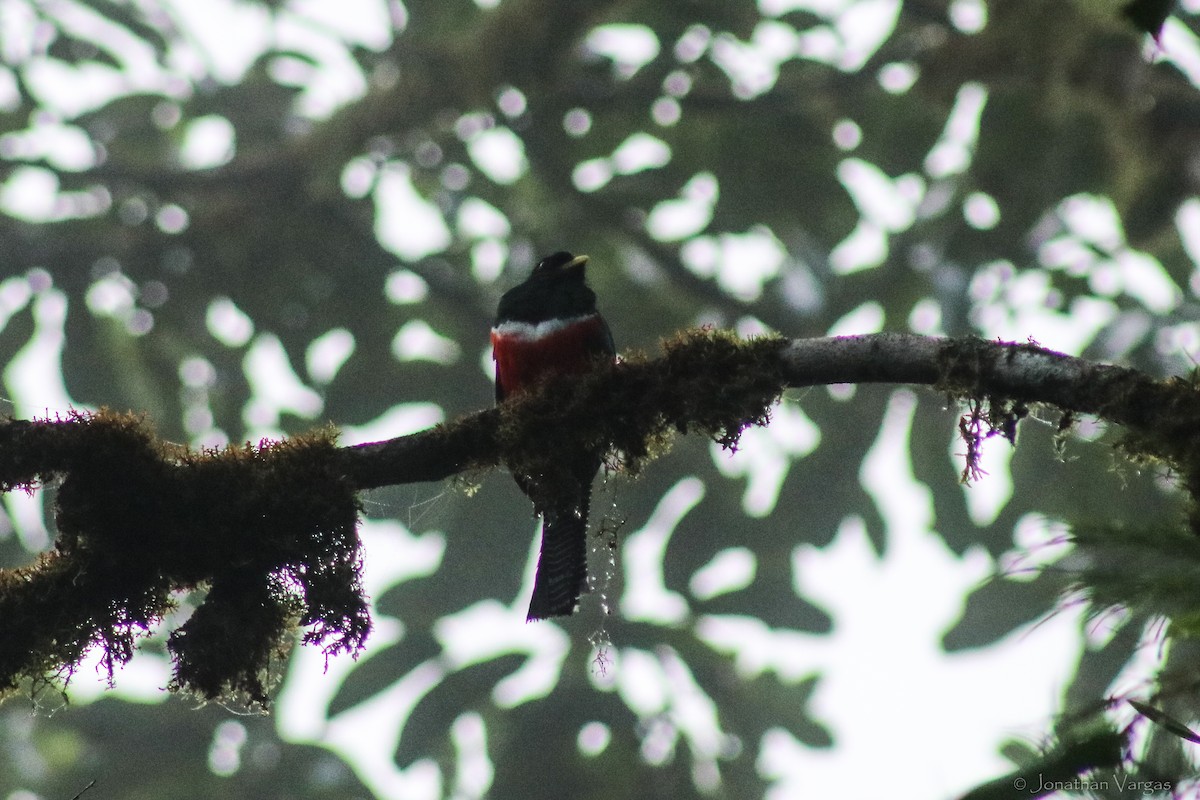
xmin=490 ymin=252 xmax=615 ymax=621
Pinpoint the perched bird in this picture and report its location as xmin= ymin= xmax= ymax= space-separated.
xmin=491 ymin=251 xmax=615 ymax=620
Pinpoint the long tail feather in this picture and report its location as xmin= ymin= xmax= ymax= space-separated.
xmin=526 ymin=486 xmax=592 ymax=621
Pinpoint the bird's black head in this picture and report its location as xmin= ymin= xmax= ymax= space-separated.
xmin=531 ymin=251 xmax=588 ymax=279
xmin=496 ymin=251 xmax=597 ymax=325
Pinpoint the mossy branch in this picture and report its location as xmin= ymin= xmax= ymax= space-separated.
xmin=0 ymin=414 xmax=369 ymax=709
xmin=0 ymin=330 xmax=1195 ymax=708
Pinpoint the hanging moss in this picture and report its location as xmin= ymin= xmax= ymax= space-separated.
xmin=0 ymin=409 xmax=369 ymax=709
xmin=496 ymin=327 xmax=789 ymax=484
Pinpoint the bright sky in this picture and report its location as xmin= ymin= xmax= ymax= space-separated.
xmin=4 ymin=0 xmax=1200 ymax=798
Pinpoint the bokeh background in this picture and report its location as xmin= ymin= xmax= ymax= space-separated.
xmin=2 ymin=0 xmax=1200 ymax=797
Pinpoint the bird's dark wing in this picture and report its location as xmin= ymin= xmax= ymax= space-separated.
xmin=592 ymin=315 xmax=616 ymax=359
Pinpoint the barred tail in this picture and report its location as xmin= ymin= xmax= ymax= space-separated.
xmin=526 ymin=488 xmax=591 ymax=621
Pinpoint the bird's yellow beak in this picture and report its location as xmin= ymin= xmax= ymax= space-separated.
xmin=566 ymin=254 xmax=589 ymax=270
